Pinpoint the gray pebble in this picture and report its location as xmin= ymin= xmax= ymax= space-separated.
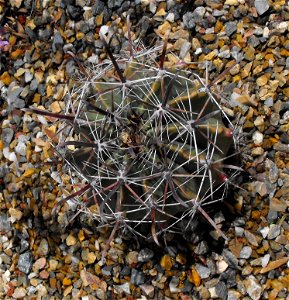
xmin=248 ymin=35 xmax=260 ymax=48
xmin=222 ymin=249 xmax=240 ymax=270
xmin=195 ymin=263 xmax=211 ymax=279
xmin=138 ymin=248 xmax=154 ymax=262
xmin=108 ymin=0 xmax=123 ymax=9
xmin=225 ymin=21 xmax=237 ymax=37
xmin=20 ymin=239 xmax=30 ymax=253
xmin=101 ymin=265 xmax=112 ymax=276
xmin=183 ymin=12 xmax=195 ymax=30
xmin=52 ymin=31 xmax=64 ymax=52
xmin=7 ymin=84 xmax=25 ymax=109
xmin=215 ymin=281 xmax=228 ymax=300
xmin=255 ymin=0 xmax=270 ymax=15
xmin=18 ymin=252 xmax=32 ymax=274
xmin=267 ymin=224 xmax=281 ymax=240
xmin=193 ymin=7 xmax=206 ymax=23
xmin=195 ymin=240 xmax=209 ymax=255
xmin=239 ymin=246 xmax=252 ymax=259
xmin=131 ymin=269 xmax=145 ymax=285
xmin=2 ymin=128 xmax=14 ymax=147
xmin=0 ymin=213 xmax=12 ymax=233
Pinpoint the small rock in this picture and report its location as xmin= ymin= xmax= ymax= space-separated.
xmin=18 ymin=252 xmax=32 ymax=274
xmin=244 ymin=230 xmax=259 ymax=246
xmin=0 ymin=213 xmax=12 ymax=232
xmin=101 ymin=266 xmax=112 ymax=276
xmin=66 ymin=234 xmax=77 ymax=246
xmin=215 ymin=281 xmax=228 ymax=300
xmin=33 ymin=257 xmax=47 ymax=271
xmin=37 ymin=239 xmax=49 ymax=256
xmin=126 ymin=251 xmax=138 ymax=264
xmin=216 ymin=260 xmax=229 ymax=273
xmin=8 ymin=208 xmax=23 ymax=221
xmin=239 ymin=246 xmax=252 ymax=259
xmin=183 ymin=12 xmax=195 ymax=30
xmin=195 ymin=263 xmax=211 ymax=279
xmin=195 ymin=240 xmax=209 ymax=255
xmin=222 ymin=249 xmax=239 ymax=270
xmin=252 ymin=131 xmax=263 ymax=145
xmin=243 ymin=275 xmax=262 ymax=300
xmin=52 ymin=31 xmax=64 ymax=52
xmin=140 ymin=284 xmax=154 ymax=297
xmin=255 ymin=0 xmax=269 ymax=15
xmin=116 ymin=282 xmax=130 ymax=295
xmin=169 ymin=276 xmax=181 ymax=293
xmin=267 ymin=224 xmax=281 ymax=240
xmin=12 ymin=287 xmax=27 ymax=299
xmin=138 ymin=248 xmax=154 ymax=262
xmin=131 ymin=269 xmax=145 ymax=285
xmin=1 ymin=128 xmax=14 ymax=146
xmin=224 ymin=21 xmax=237 ymax=36
xmin=87 ymin=252 xmax=96 ymax=264
xmin=261 ymin=254 xmax=270 ymax=268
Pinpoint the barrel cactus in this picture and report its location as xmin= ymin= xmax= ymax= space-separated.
xmin=26 ymin=27 xmax=239 ymax=250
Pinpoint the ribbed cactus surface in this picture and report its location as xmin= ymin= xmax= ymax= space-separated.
xmin=27 ymin=34 xmax=238 ymax=245
xmin=51 ymin=36 xmax=237 ymax=243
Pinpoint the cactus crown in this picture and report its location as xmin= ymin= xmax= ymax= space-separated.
xmin=26 ymin=21 xmax=240 ymax=253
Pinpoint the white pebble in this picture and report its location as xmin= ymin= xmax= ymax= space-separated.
xmin=252 ymin=131 xmax=263 ymax=145
xmin=3 ymin=147 xmax=17 ymax=161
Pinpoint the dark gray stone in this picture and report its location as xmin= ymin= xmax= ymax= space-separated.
xmin=18 ymin=252 xmax=32 ymax=274
xmin=215 ymin=281 xmax=228 ymax=300
xmin=183 ymin=12 xmax=195 ymax=30
xmin=224 ymin=21 xmax=237 ymax=36
xmin=52 ymin=31 xmax=64 ymax=52
xmin=0 ymin=213 xmax=12 ymax=233
xmin=2 ymin=128 xmax=14 ymax=146
xmin=222 ymin=249 xmax=240 ymax=270
xmin=248 ymin=35 xmax=260 ymax=48
xmin=101 ymin=265 xmax=112 ymax=276
xmin=131 ymin=269 xmax=145 ymax=285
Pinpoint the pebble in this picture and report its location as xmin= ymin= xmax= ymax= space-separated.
xmin=1 ymin=127 xmax=14 ymax=146
xmin=243 ymin=275 xmax=262 ymax=300
xmin=252 ymin=131 xmax=263 ymax=145
xmin=216 ymin=260 xmax=229 ymax=273
xmin=66 ymin=234 xmax=77 ymax=246
xmin=239 ymin=246 xmax=252 ymax=259
xmin=169 ymin=276 xmax=181 ymax=293
xmin=254 ymin=0 xmax=269 ymax=15
xmin=37 ymin=239 xmax=49 ymax=256
xmin=12 ymin=287 xmax=27 ymax=299
xmin=33 ymin=257 xmax=47 ymax=271
xmin=195 ymin=264 xmax=211 ymax=279
xmin=131 ymin=268 xmax=145 ymax=285
xmin=138 ymin=248 xmax=154 ymax=262
xmin=267 ymin=224 xmax=281 ymax=240
xmin=18 ymin=252 xmax=33 ymax=274
xmin=140 ymin=284 xmax=154 ymax=297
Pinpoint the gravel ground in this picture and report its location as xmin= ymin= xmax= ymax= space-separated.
xmin=1 ymin=0 xmax=289 ymax=299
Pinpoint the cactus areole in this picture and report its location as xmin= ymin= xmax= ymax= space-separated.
xmin=29 ymin=32 xmax=239 ymax=245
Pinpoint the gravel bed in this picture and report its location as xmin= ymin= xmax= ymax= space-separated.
xmin=1 ymin=0 xmax=289 ymax=299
